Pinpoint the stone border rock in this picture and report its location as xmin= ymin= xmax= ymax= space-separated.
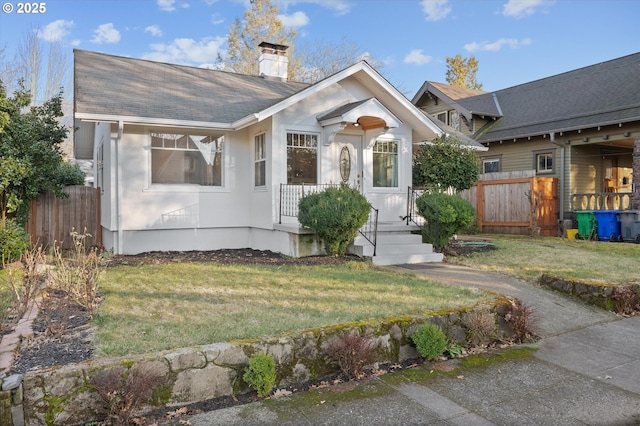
xmin=539 ymin=274 xmax=640 ymax=312
xmin=4 ymin=299 xmax=518 ymax=426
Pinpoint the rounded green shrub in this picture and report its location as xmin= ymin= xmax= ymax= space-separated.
xmin=298 ymin=184 xmax=371 ymax=256
xmin=416 ymin=192 xmax=476 ymax=250
xmin=0 ymin=219 xmax=29 ymax=264
xmin=411 ymin=323 xmax=447 ymax=361
xmin=243 ymin=352 xmax=276 ymax=398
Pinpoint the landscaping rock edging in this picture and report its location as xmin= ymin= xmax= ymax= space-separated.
xmin=539 ymin=274 xmax=640 ymax=312
xmin=10 ymin=299 xmax=517 ymax=426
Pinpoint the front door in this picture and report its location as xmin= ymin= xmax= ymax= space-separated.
xmin=336 ymin=134 xmax=363 ymax=192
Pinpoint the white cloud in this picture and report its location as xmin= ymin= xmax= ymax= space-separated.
xmin=421 ymin=0 xmax=451 ymax=21
xmin=145 ymin=25 xmax=163 ymax=37
xmin=211 ymin=13 xmax=224 ymax=25
xmin=91 ymin=23 xmax=121 ymax=44
xmin=403 ymin=49 xmax=433 ymax=65
xmin=502 ymin=0 xmax=551 ymax=18
xmin=464 ymin=37 xmax=532 ymax=52
xmin=142 ymin=36 xmax=226 ymax=64
xmin=278 ymin=11 xmax=309 ymax=28
xmin=38 ymin=20 xmax=74 ymax=42
xmin=70 ymin=39 xmax=81 ymax=47
xmin=158 ymin=0 xmax=176 ymax=11
xmin=281 ymin=0 xmax=352 ymax=16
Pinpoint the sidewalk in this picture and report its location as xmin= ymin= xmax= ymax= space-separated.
xmin=184 ymin=263 xmax=640 ymax=425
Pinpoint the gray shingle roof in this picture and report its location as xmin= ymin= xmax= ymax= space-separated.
xmin=477 ymin=52 xmax=640 ymax=142
xmin=74 ymin=50 xmax=310 ymax=124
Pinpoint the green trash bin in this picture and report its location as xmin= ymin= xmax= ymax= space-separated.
xmin=574 ymin=211 xmax=596 ymax=240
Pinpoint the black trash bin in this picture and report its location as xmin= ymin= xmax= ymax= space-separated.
xmin=617 ymin=211 xmax=640 ymax=243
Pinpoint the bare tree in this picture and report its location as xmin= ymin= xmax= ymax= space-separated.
xmin=14 ymin=26 xmax=69 ymax=106
xmin=295 ymin=36 xmax=385 ymax=83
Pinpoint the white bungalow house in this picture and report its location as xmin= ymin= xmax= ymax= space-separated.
xmin=73 ymin=43 xmax=484 ymax=265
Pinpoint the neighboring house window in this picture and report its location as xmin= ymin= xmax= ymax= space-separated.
xmin=287 ymin=132 xmax=318 ymax=184
xmin=482 ymin=157 xmax=501 ymax=174
xmin=151 ymin=133 xmax=223 ymax=186
xmin=437 ymin=112 xmax=447 ymax=124
xmin=254 ymin=133 xmax=266 ymax=187
xmin=373 ymin=140 xmax=398 ymax=187
xmin=534 ymin=150 xmax=554 ymax=174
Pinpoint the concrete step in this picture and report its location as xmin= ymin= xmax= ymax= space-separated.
xmin=350 ymin=224 xmax=443 ymax=265
xmin=372 ymin=252 xmax=444 ymax=266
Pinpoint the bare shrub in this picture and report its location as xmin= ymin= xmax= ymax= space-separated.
xmin=504 ymin=299 xmax=537 ymax=343
xmin=50 ymin=229 xmax=101 ymax=314
xmin=612 ymin=286 xmax=639 ymax=315
xmin=0 ymin=246 xmax=47 ymax=331
xmin=90 ymin=363 xmax=165 ymax=425
xmin=462 ymin=305 xmax=498 ymax=347
xmin=324 ymin=331 xmax=377 ymax=380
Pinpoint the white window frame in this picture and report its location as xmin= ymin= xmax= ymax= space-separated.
xmin=534 ymin=150 xmax=554 ymax=174
xmin=148 ymin=132 xmax=225 ymax=191
xmin=482 ymin=156 xmax=501 ymax=174
xmin=254 ymin=133 xmax=266 ymax=188
xmin=372 ymin=139 xmax=399 ymax=188
xmin=286 ymin=131 xmax=318 ymax=185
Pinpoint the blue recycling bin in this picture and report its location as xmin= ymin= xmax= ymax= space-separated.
xmin=593 ymin=210 xmax=621 ymax=242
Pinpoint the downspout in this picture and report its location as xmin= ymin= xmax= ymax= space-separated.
xmin=116 ymin=120 xmax=124 ymax=254
xmin=549 ymin=132 xmax=565 ymax=223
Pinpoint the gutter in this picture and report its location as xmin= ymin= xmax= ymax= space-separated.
xmin=116 ymin=120 xmax=124 ymax=255
xmin=549 ymin=132 xmax=565 ymax=223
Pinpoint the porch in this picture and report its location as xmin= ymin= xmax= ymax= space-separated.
xmin=570 ymin=192 xmax=633 ymax=211
xmin=277 ymin=183 xmax=443 ymax=265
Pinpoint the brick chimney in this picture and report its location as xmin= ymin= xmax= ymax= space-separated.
xmin=258 ymin=42 xmax=289 ymax=81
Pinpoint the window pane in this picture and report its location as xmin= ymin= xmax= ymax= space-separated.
xmin=287 ymin=147 xmax=317 ymax=184
xmin=373 ymin=140 xmax=398 ymax=187
xmin=483 ymin=159 xmax=499 ymax=173
xmin=255 ymin=161 xmax=265 ymax=186
xmin=151 ymin=133 xmax=222 ymax=186
xmin=287 ymin=132 xmax=317 ymax=184
xmin=255 ymin=134 xmax=266 ymax=187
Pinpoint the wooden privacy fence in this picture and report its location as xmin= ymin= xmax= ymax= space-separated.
xmin=25 ymin=185 xmax=101 ymax=249
xmin=460 ymin=171 xmax=558 ymax=236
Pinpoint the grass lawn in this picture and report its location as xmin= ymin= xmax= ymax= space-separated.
xmin=94 ymin=261 xmax=493 ymax=357
xmin=449 ymin=235 xmax=640 ymax=284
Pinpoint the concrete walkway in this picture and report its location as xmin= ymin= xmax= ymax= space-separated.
xmin=184 ymin=263 xmax=640 ymax=425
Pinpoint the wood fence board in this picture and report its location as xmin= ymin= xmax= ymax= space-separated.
xmin=25 ymin=186 xmax=101 ymax=249
xmin=461 ymin=174 xmax=558 ymax=236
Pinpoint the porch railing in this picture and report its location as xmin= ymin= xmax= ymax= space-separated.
xmin=406 ymin=187 xmax=439 ymax=245
xmin=360 ymin=206 xmax=379 ymax=256
xmin=570 ymin=192 xmax=633 ymax=211
xmin=279 ymin=183 xmax=378 ymax=255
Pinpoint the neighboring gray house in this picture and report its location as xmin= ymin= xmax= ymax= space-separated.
xmin=74 ymin=44 xmax=483 ymax=264
xmin=413 ymin=52 xmax=640 ymax=224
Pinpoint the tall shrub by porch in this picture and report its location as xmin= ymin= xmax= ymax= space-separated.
xmin=298 ymin=184 xmax=370 ymax=256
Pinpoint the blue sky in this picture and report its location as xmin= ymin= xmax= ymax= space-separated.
xmin=1 ymin=0 xmax=639 ymax=95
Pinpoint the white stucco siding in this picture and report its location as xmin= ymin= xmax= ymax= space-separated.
xmin=115 ymin=125 xmax=252 ymax=233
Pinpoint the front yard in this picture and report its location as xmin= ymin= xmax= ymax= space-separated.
xmin=94 ymin=260 xmax=494 ymax=357
xmin=449 ymin=235 xmax=640 ymax=284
